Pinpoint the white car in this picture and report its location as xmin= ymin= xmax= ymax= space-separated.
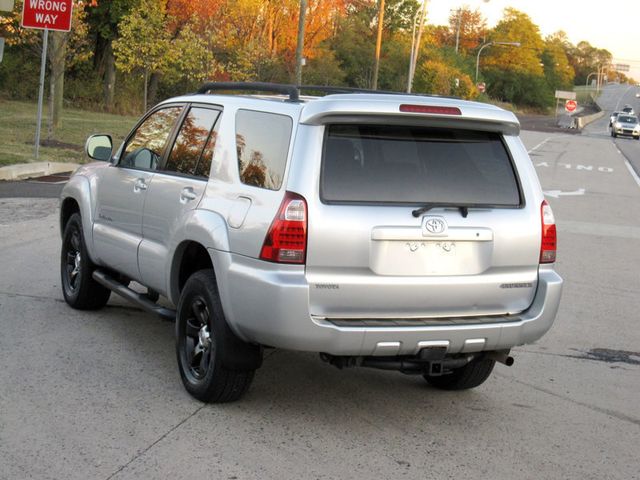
xmin=611 ymin=114 xmax=640 ymax=140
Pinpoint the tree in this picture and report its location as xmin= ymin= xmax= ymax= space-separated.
xmin=113 ymin=0 xmax=171 ymax=109
xmin=445 ymin=7 xmax=487 ymax=55
xmin=84 ymin=0 xmax=138 ymax=110
xmin=568 ymin=40 xmax=612 ymax=85
xmin=484 ymin=8 xmax=544 ymax=77
xmin=542 ymin=32 xmax=574 ymax=92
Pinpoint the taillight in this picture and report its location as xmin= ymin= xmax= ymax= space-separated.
xmin=540 ymin=200 xmax=557 ymax=263
xmin=260 ymin=191 xmax=308 ymax=264
xmin=399 ymin=104 xmax=461 ymax=115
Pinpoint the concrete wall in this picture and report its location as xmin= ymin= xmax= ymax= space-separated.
xmin=0 ymin=162 xmax=79 ymax=181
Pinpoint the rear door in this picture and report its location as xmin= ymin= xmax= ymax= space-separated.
xmin=306 ymin=123 xmax=540 ymax=320
xmin=138 ymin=105 xmax=221 ymax=295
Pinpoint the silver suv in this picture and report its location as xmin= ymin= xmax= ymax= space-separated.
xmin=60 ymin=83 xmax=563 ymax=402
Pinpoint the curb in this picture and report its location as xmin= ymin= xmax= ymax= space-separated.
xmin=0 ymin=162 xmax=80 ymax=181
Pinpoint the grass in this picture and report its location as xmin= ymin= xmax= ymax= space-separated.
xmin=573 ymin=85 xmax=598 ymax=106
xmin=0 ymin=99 xmax=138 ymax=167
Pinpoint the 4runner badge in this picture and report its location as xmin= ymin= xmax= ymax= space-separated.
xmin=422 ymin=216 xmax=447 ymax=236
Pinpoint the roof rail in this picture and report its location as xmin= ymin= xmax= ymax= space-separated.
xmin=197 ymin=82 xmax=300 ymax=102
xmin=298 ymin=85 xmax=460 ymax=100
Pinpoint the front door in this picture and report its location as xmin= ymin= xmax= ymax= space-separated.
xmin=93 ymin=105 xmax=184 ymax=281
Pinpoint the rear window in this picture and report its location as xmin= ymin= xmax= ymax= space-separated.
xmin=236 ymin=110 xmax=292 ymax=190
xmin=321 ymin=124 xmax=521 ymax=206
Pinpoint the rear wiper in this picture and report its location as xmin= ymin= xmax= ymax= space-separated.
xmin=412 ymin=205 xmax=469 ymax=218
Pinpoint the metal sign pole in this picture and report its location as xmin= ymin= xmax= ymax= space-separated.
xmin=34 ymin=28 xmax=48 ymax=161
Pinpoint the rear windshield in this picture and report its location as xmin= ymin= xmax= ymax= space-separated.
xmin=321 ymin=124 xmax=521 ymax=206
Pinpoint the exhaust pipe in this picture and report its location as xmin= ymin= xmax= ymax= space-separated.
xmin=487 ymin=350 xmax=514 ymax=366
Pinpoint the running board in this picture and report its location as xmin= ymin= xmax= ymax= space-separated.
xmin=92 ymin=270 xmax=176 ymax=321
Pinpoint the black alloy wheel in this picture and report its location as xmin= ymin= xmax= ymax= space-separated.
xmin=60 ymin=213 xmax=111 ymax=310
xmin=63 ymin=227 xmax=83 ymax=295
xmin=175 ymin=270 xmax=259 ymax=403
xmin=180 ymin=296 xmax=214 ymax=382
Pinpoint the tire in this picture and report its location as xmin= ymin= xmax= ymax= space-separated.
xmin=175 ymin=270 xmax=258 ymax=403
xmin=61 ymin=213 xmax=111 ymax=310
xmin=424 ymin=356 xmax=495 ymax=391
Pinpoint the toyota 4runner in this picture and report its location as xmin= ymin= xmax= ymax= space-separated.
xmin=60 ymin=83 xmax=563 ymax=403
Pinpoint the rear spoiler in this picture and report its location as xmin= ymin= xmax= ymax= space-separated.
xmin=299 ymin=96 xmax=520 ymax=136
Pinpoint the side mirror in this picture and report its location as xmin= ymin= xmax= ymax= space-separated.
xmin=85 ymin=135 xmax=113 ymax=162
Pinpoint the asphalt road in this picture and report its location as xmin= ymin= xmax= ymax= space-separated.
xmin=1 ymin=86 xmax=639 ymax=479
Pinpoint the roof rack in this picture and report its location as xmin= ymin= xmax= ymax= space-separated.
xmin=195 ymin=82 xmax=459 ymax=102
xmin=197 ymin=82 xmax=300 ymax=102
xmin=298 ymin=85 xmax=459 ymax=100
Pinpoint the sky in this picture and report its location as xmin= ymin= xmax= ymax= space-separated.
xmin=426 ymin=0 xmax=640 ymax=81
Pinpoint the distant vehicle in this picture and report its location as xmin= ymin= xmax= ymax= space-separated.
xmin=611 ymin=114 xmax=640 ymax=139
xmin=610 ymin=111 xmax=621 ymax=126
xmin=621 ymin=105 xmax=634 ymax=115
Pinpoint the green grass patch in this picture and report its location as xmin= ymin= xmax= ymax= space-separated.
xmin=0 ymin=100 xmax=138 ymax=167
xmin=573 ymin=85 xmax=598 ymax=105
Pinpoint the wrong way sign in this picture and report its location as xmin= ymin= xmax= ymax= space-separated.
xmin=21 ymin=0 xmax=74 ymax=32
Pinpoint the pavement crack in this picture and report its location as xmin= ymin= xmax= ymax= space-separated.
xmin=104 ymin=404 xmax=206 ymax=480
xmin=497 ymin=374 xmax=640 ymax=427
xmin=0 ymin=291 xmax=63 ymax=302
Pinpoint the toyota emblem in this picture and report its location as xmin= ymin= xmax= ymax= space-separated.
xmin=422 ymin=216 xmax=447 ymax=235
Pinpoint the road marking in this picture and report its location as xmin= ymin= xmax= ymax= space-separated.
xmin=527 ymin=136 xmax=555 ymax=154
xmin=543 ymin=188 xmax=585 ymax=198
xmin=622 ymin=156 xmax=640 ymax=189
xmin=535 ymin=162 xmax=613 ymax=173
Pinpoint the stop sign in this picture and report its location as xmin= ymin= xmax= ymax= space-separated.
xmin=565 ymin=100 xmax=577 ymax=113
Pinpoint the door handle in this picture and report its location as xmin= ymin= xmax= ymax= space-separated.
xmin=180 ymin=187 xmax=197 ymax=202
xmin=134 ymin=178 xmax=148 ymax=192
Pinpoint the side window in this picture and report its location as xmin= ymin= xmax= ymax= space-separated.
xmin=121 ymin=107 xmax=183 ymax=170
xmin=236 ymin=110 xmax=292 ymax=190
xmin=165 ymin=107 xmax=220 ymax=178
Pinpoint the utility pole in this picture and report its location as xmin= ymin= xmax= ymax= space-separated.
xmin=295 ymin=0 xmax=307 ymax=86
xmin=407 ymin=0 xmax=428 ymax=93
xmin=454 ymin=8 xmax=461 ymax=54
xmin=372 ymin=0 xmax=385 ymax=90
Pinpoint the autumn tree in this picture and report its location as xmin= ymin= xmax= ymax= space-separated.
xmin=444 ymin=7 xmax=487 ymax=55
xmin=113 ymin=0 xmax=215 ymax=110
xmin=568 ymin=40 xmax=612 ymax=85
xmin=483 ymin=8 xmax=544 ymax=76
xmin=542 ymin=32 xmax=575 ymax=91
xmin=84 ymin=0 xmax=138 ymax=110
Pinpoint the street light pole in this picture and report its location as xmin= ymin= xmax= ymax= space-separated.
xmin=294 ymin=0 xmax=307 ymax=86
xmin=475 ymin=41 xmax=520 ymax=83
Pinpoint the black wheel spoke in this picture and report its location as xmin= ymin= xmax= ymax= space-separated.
xmin=185 ymin=319 xmax=200 ymax=338
xmin=70 ymin=231 xmax=80 ymax=251
xmin=66 ymin=252 xmax=76 ymax=266
xmin=199 ymin=347 xmax=210 ymax=374
xmin=191 ymin=299 xmax=209 ymax=325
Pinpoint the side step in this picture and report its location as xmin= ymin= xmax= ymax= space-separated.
xmin=92 ymin=270 xmax=176 ymax=321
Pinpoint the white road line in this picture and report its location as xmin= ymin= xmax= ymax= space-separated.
xmin=622 ymin=157 xmax=640 ymax=189
xmin=527 ymin=136 xmax=554 ymax=154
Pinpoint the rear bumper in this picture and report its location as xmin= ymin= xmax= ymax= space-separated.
xmin=213 ymin=250 xmax=563 ymax=356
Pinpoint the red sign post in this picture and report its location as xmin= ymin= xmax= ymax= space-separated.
xmin=21 ymin=0 xmax=75 ymax=160
xmin=21 ymin=0 xmax=73 ymax=32
xmin=565 ymin=100 xmax=577 ymax=113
